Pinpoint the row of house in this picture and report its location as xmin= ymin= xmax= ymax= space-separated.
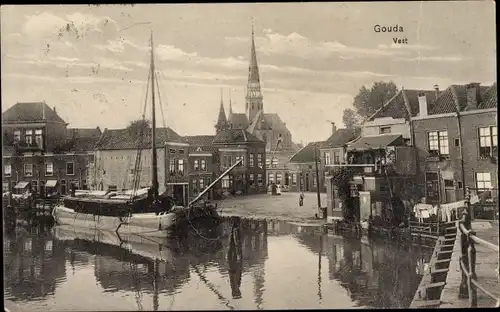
xmin=1 ymin=101 xmax=268 ymax=206
xmin=284 ymin=82 xmax=497 ymax=222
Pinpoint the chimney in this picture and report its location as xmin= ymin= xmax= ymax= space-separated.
xmin=42 ymin=103 xmax=46 ymax=120
xmin=331 ymin=122 xmax=337 ymax=135
xmin=53 ymin=106 xmax=57 ymax=114
xmin=418 ymin=92 xmax=428 ymax=117
xmin=466 ymin=82 xmax=481 ymax=109
xmin=433 ymin=84 xmax=439 ymax=99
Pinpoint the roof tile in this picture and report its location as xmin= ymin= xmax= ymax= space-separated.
xmin=96 ymin=127 xmax=186 ymax=150
xmin=2 ymin=102 xmax=66 ymax=124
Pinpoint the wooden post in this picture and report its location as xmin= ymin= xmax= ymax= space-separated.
xmin=458 ymin=209 xmax=470 ymax=299
xmin=467 ymin=231 xmax=478 ymax=307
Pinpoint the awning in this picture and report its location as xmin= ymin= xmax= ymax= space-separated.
xmin=14 ymin=181 xmax=30 ymax=189
xmin=46 ymin=180 xmax=58 ymax=188
xmin=347 ymin=134 xmax=403 ymax=151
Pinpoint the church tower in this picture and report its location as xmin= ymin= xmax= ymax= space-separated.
xmin=215 ymin=90 xmax=229 ymax=133
xmin=245 ymin=25 xmax=263 ymax=123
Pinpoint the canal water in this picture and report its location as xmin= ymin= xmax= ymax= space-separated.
xmin=3 ymin=218 xmax=433 ymax=310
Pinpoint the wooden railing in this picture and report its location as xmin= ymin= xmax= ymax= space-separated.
xmin=409 ymin=221 xmax=441 ymax=239
xmin=457 ymin=210 xmax=500 ymax=308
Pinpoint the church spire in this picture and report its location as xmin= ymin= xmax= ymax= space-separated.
xmin=215 ymin=89 xmax=228 ymax=133
xmin=246 ymin=22 xmax=263 ymax=123
xmin=229 ymin=89 xmax=233 ymax=116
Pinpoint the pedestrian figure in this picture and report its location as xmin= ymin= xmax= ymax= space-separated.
xmin=299 ymin=192 xmax=304 ymax=207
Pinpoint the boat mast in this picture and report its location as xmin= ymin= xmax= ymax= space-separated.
xmin=150 ymin=30 xmax=159 ymax=198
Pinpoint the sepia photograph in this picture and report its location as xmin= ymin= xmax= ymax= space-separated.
xmin=1 ymin=1 xmax=498 ymax=310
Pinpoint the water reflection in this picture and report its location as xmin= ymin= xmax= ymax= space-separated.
xmin=4 ymin=219 xmax=432 ymax=310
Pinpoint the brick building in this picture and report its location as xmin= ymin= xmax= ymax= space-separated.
xmin=412 ymin=82 xmax=497 ymax=204
xmin=212 ymin=128 xmax=267 ymax=196
xmin=93 ymin=127 xmax=190 ymax=206
xmin=2 ymin=102 xmax=100 ymax=195
xmin=288 ymin=141 xmax=325 ymax=193
xmin=184 ymin=135 xmax=218 ymax=201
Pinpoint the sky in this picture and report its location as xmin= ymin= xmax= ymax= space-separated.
xmin=1 ymin=2 xmax=496 ymax=144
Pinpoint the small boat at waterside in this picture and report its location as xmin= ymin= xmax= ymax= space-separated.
xmin=52 ymin=31 xmax=240 ymax=237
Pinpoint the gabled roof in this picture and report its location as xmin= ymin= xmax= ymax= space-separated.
xmin=67 ymin=127 xmax=102 ymax=139
xmin=369 ymin=89 xmax=437 ymax=121
xmin=2 ymin=102 xmax=66 ymax=124
xmin=95 ymin=127 xmax=186 ymax=150
xmin=289 ymin=141 xmax=322 ymax=164
xmin=321 ymin=128 xmax=361 ymax=149
xmin=69 ymin=137 xmax=100 ymax=152
xmin=212 ymin=129 xmax=264 ymax=145
xmin=229 ymin=113 xmax=249 ymax=129
xmin=429 ymin=84 xmax=495 ymax=115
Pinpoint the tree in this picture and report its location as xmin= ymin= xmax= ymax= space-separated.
xmin=331 ymin=167 xmax=356 ymax=222
xmin=342 ymin=108 xmax=362 ymax=129
xmin=343 ymin=81 xmax=399 ymax=124
xmin=127 ymin=119 xmax=151 ymax=137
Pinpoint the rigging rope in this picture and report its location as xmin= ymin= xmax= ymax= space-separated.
xmin=154 ymin=70 xmax=168 ymax=129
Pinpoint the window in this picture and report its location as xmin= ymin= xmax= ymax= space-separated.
xmin=25 ymin=130 xmax=33 ymax=145
xmin=31 ymin=180 xmax=38 ymax=193
xmin=334 ymin=151 xmax=341 ymax=164
xmin=271 ymin=157 xmax=278 ymax=168
xmin=324 ymin=152 xmax=331 ymax=165
xmin=192 ymin=180 xmax=198 ymax=195
xmin=201 ymin=160 xmax=206 ymax=171
xmin=257 ymin=154 xmax=263 ymax=168
xmin=178 ymin=149 xmax=185 ymax=155
xmin=257 ymin=174 xmax=263 ymax=186
xmin=61 ymin=180 xmax=66 ymax=195
xmin=276 ymin=173 xmax=283 ymax=185
xmin=454 ymin=138 xmax=460 ymax=147
xmin=14 ymin=130 xmax=21 ymax=143
xmin=222 ymin=176 xmax=230 ymax=188
xmin=313 ymin=174 xmax=317 ymax=187
xmin=249 ymin=173 xmax=254 ymax=183
xmin=169 ymin=149 xmax=176 ymax=154
xmin=249 ymin=153 xmax=255 ymax=167
xmin=457 ymin=181 xmax=463 ymax=189
xmin=478 ymin=126 xmax=497 ymax=158
xmin=24 ymin=164 xmax=33 ymax=177
xmin=35 ymin=129 xmax=43 ymax=148
xmin=475 ymin=172 xmax=492 ymax=191
xmin=266 ymin=158 xmax=271 ymax=169
xmin=169 ymin=159 xmax=175 ymax=172
xmin=194 ymin=160 xmax=199 ymax=171
xmin=4 ymin=164 xmax=11 ymax=177
xmin=268 ymin=172 xmax=275 ymax=184
xmin=177 ymin=159 xmax=184 ymax=173
xmin=292 ymin=173 xmax=297 ymax=185
xmin=223 ymin=155 xmax=232 ymax=168
xmin=45 ymin=163 xmax=53 ymax=176
xmin=236 ymin=155 xmax=244 ymax=167
xmin=425 ymin=172 xmax=439 ymax=202
xmin=444 ymin=180 xmax=454 ymax=189
xmin=380 ymin=127 xmax=392 ymax=134
xmin=199 ymin=178 xmax=204 ymax=190
xmin=427 ymin=130 xmax=449 ymax=155
xmin=2 ymin=182 xmax=9 ymax=193
xmin=66 ymin=162 xmax=75 ymax=175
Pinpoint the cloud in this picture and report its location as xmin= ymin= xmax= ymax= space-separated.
xmin=156 ymin=44 xmax=198 ymax=61
xmin=377 ymin=43 xmax=436 ymax=51
xmin=2 ymin=73 xmax=56 ymax=82
xmin=225 ymin=36 xmax=250 ymax=44
xmin=395 ymin=55 xmax=467 ymax=62
xmin=254 ymin=31 xmax=409 ymax=59
xmin=94 ymin=37 xmax=148 ymax=53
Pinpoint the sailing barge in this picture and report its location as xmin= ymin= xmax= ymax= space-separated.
xmin=52 ymin=31 xmax=238 ymax=236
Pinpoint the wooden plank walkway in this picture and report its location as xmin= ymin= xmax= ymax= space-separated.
xmin=440 ymin=221 xmax=499 ymax=308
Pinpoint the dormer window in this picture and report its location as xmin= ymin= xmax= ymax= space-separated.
xmin=380 ymin=127 xmax=392 ymax=134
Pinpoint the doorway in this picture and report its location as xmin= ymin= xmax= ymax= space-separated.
xmin=173 ymin=185 xmax=187 ymax=207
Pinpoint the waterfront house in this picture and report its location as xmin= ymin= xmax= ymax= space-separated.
xmin=184 ymin=135 xmax=219 ymax=201
xmin=288 ymin=141 xmax=326 ymax=193
xmin=327 ymin=88 xmax=437 ymax=223
xmin=320 ymin=125 xmax=360 ymax=220
xmin=93 ymin=127 xmax=190 ymax=206
xmin=412 ymin=82 xmax=497 ymax=204
xmin=212 ymin=128 xmax=267 ymax=196
xmin=2 ymin=102 xmax=99 ymax=196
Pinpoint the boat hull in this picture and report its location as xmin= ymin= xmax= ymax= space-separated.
xmin=52 ymin=205 xmax=185 ymax=237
